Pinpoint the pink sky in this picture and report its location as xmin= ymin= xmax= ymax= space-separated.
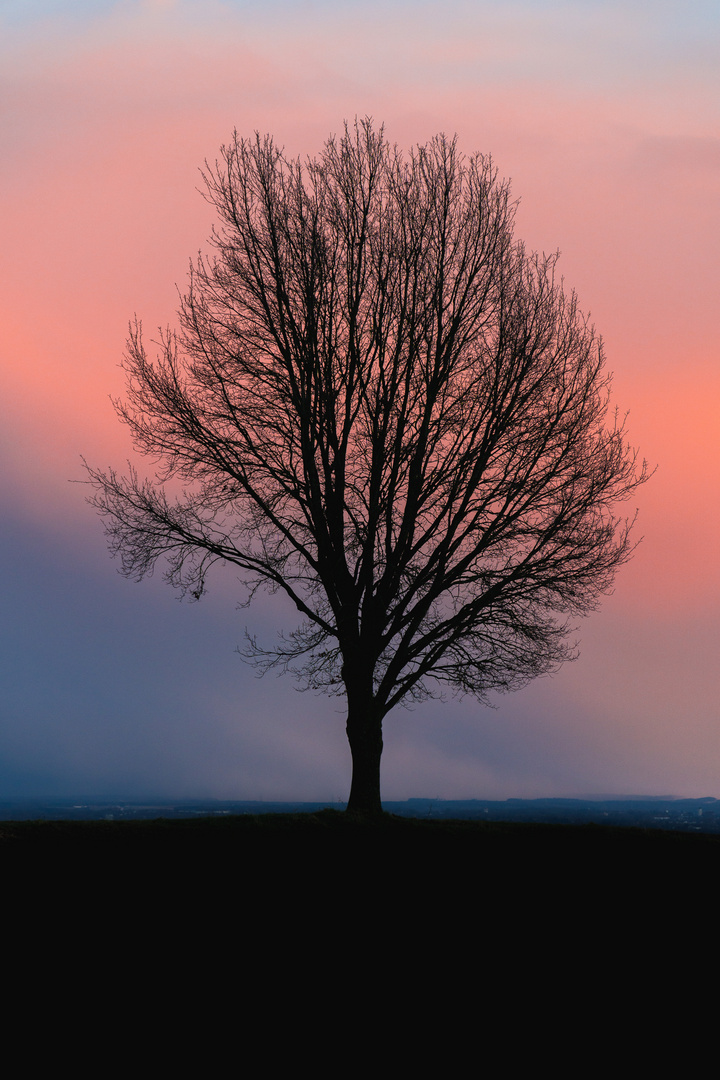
xmin=1 ymin=1 xmax=718 ymax=800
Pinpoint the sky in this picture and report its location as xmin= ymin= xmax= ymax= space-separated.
xmin=1 ymin=0 xmax=719 ymax=802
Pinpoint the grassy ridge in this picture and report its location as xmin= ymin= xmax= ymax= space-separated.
xmin=4 ymin=811 xmax=713 ymax=967
xmin=3 ymin=807 xmax=720 ymax=863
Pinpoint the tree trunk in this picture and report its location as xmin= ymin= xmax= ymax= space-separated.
xmin=345 ymin=692 xmax=384 ymax=817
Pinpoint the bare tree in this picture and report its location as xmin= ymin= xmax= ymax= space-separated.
xmin=86 ymin=120 xmax=649 ymax=815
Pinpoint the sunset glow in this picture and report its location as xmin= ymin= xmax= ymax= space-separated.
xmin=1 ymin=1 xmax=718 ymax=800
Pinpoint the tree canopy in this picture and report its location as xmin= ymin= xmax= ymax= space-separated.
xmin=87 ymin=120 xmax=649 ymax=814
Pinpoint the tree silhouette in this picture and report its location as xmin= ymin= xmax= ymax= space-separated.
xmin=87 ymin=120 xmax=649 ymax=815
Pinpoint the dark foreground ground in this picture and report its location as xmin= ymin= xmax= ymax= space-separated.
xmin=4 ymin=808 xmax=719 ymax=886
xmin=4 ymin=810 xmax=715 ymax=1037
xmin=4 ymin=809 xmax=716 ymax=950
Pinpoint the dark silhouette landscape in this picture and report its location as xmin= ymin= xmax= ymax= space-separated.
xmin=3 ymin=797 xmax=719 ymax=886
xmin=4 ymin=802 xmax=719 ymax=901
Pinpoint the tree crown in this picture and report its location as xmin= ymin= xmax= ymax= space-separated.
xmin=87 ymin=119 xmax=649 ymax=718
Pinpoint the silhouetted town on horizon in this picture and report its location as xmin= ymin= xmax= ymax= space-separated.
xmin=1 ymin=796 xmax=718 ymax=832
